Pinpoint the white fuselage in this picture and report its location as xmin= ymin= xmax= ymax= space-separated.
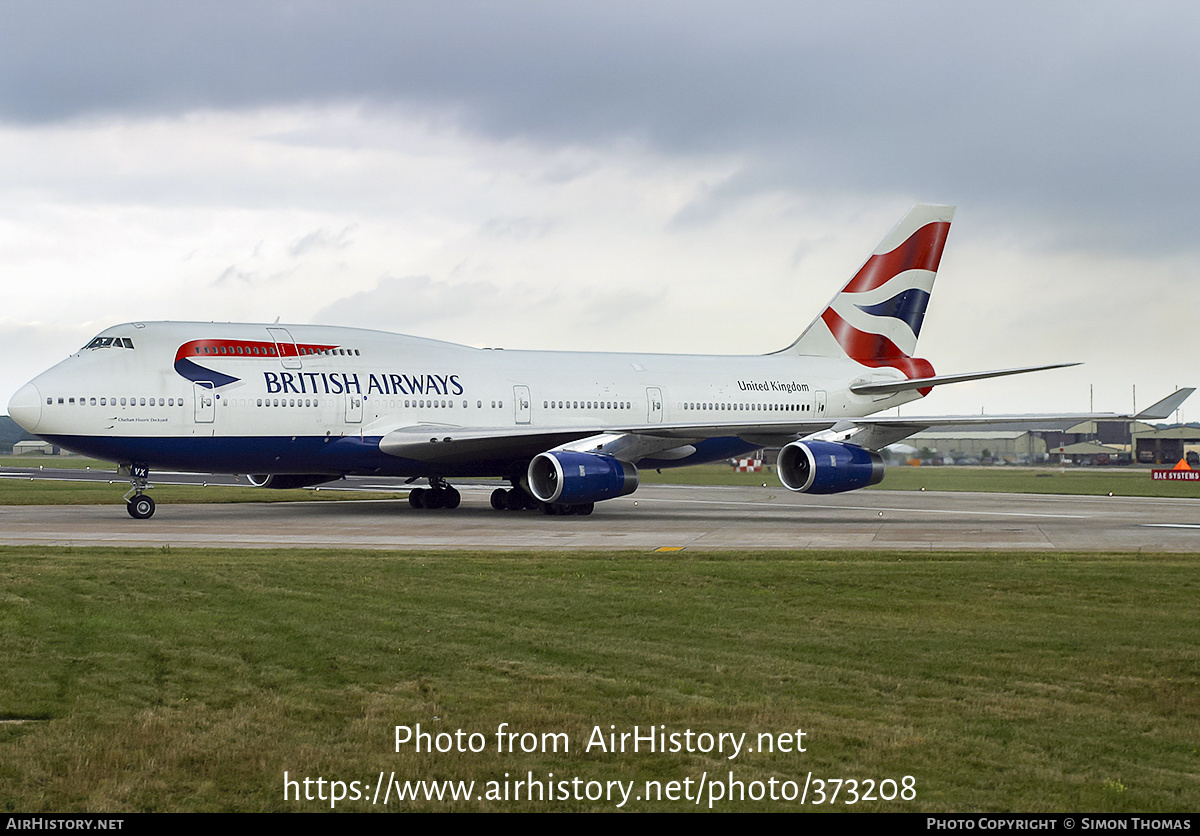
xmin=9 ymin=320 xmax=921 ymax=478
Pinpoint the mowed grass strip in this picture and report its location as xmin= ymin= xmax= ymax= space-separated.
xmin=1 ymin=547 xmax=1197 ymax=812
xmin=0 ymin=479 xmax=403 ymax=505
xmin=641 ymin=463 xmax=1200 ymax=498
xmin=0 ymin=457 xmax=404 ymax=505
xmin=1 ymin=456 xmax=114 ymax=470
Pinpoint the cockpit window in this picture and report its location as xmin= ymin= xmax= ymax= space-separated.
xmin=84 ymin=336 xmax=134 ymax=350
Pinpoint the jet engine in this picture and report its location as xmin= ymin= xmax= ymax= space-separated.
xmin=245 ymin=474 xmax=343 ymax=490
xmin=527 ymin=451 xmax=639 ymax=505
xmin=776 ymin=440 xmax=885 ymax=494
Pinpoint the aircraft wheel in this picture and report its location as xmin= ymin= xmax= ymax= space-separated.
xmin=505 ymin=489 xmax=526 ymax=511
xmin=490 ymin=488 xmax=508 ymax=511
xmin=576 ymin=502 xmax=594 ymax=516
xmin=409 ymin=488 xmax=426 ymax=509
xmin=423 ymin=488 xmax=444 ymax=509
xmin=441 ymin=487 xmax=461 ymax=509
xmin=127 ymin=495 xmax=155 ymax=520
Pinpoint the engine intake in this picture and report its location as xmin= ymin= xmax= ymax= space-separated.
xmin=777 ymin=440 xmax=885 ymax=494
xmin=245 ymin=474 xmax=342 ymax=490
xmin=528 ymin=451 xmax=639 ymax=505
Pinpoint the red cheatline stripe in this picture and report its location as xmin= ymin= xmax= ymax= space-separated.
xmin=174 ymin=339 xmax=338 ymax=362
xmin=841 ymin=221 xmax=950 ymax=294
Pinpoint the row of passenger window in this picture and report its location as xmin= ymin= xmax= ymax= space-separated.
xmin=48 ymin=396 xmax=177 ymax=407
xmin=681 ymin=402 xmax=813 ymax=412
xmin=544 ymin=400 xmax=632 ymax=410
xmin=249 ymin=399 xmax=507 ymax=409
xmin=45 ymin=394 xmax=809 ymax=415
xmin=197 ymin=345 xmax=274 ymax=356
xmin=194 ymin=345 xmax=362 ymax=357
xmin=301 ymin=347 xmax=360 ymax=356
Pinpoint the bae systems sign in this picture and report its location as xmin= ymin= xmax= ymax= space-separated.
xmin=1151 ymin=469 xmax=1200 ymax=481
xmin=1151 ymin=459 xmax=1199 ymax=481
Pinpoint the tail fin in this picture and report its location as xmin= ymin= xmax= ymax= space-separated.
xmin=778 ymin=204 xmax=955 ymax=381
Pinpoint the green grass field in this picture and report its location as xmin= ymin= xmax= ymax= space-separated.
xmin=1 ymin=546 xmax=1197 ymax=812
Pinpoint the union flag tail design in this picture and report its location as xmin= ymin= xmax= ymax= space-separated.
xmin=779 ymin=204 xmax=954 ymax=384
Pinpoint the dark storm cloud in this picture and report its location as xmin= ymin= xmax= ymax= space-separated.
xmin=2 ymin=1 xmax=1197 ymax=251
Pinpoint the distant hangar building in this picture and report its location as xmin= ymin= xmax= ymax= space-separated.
xmin=908 ymin=419 xmax=1200 ymax=465
xmin=905 ymin=429 xmax=1042 ymax=462
xmin=1132 ymin=424 xmax=1200 ymax=465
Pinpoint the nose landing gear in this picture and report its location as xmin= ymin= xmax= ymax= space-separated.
xmin=121 ymin=463 xmax=155 ymax=519
xmin=126 ymin=494 xmax=156 ymax=519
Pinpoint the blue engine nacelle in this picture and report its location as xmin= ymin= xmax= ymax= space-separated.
xmin=527 ymin=451 xmax=639 ymax=505
xmin=776 ymin=440 xmax=885 ymax=494
xmin=246 ymin=474 xmax=342 ymax=490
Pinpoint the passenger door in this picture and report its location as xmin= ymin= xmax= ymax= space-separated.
xmin=513 ymin=385 xmax=531 ymax=425
xmin=194 ymin=382 xmax=215 ymax=424
xmin=266 ymin=327 xmax=303 ymax=370
xmin=345 ymin=393 xmax=363 ymax=424
xmin=646 ymin=387 xmax=664 ymax=423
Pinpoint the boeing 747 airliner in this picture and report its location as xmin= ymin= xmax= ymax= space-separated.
xmin=7 ymin=205 xmax=1191 ymax=518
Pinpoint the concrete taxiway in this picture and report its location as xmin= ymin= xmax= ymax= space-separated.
xmin=1 ymin=479 xmax=1198 ymax=551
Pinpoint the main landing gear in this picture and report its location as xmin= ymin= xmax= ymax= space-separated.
xmin=407 ymin=477 xmax=461 ymax=510
xmin=122 ymin=463 xmax=155 ymax=519
xmin=490 ymin=486 xmax=594 ymax=516
xmin=405 ymin=474 xmax=595 ymax=515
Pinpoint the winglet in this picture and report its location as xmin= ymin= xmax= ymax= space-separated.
xmin=1135 ymin=388 xmax=1195 ymax=421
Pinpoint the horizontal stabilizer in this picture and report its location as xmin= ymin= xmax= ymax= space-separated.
xmin=1136 ymin=388 xmax=1195 ymax=420
xmin=849 ymin=363 xmax=1080 ymax=395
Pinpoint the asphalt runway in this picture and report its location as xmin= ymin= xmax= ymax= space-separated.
xmin=2 ymin=469 xmax=1199 ymax=551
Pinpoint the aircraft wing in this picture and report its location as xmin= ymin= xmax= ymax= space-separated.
xmin=379 ymin=425 xmax=606 ymax=463
xmin=807 ymin=388 xmax=1196 ymax=451
xmin=377 ymin=420 xmax=835 ymax=463
xmin=849 ymin=363 xmax=1080 ymax=395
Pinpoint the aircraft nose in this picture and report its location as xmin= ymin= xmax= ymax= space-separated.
xmin=7 ymin=382 xmax=42 ymax=433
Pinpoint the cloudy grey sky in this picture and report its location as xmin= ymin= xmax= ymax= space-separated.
xmin=2 ymin=1 xmax=1197 ymax=418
